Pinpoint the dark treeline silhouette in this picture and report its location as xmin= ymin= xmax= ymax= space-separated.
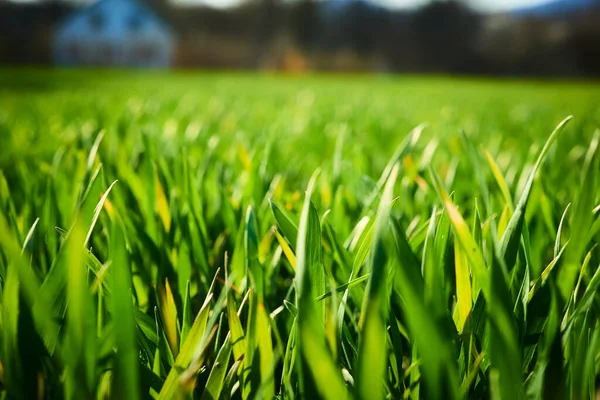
xmin=2 ymin=0 xmax=600 ymax=76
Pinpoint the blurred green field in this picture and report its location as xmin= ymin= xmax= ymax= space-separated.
xmin=1 ymin=70 xmax=600 ymax=399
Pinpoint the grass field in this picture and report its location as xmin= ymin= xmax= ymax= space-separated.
xmin=1 ymin=70 xmax=600 ymax=399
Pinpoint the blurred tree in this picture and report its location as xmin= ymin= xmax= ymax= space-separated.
xmin=320 ymin=0 xmax=388 ymax=54
xmin=411 ymin=0 xmax=482 ymax=72
xmin=567 ymin=16 xmax=600 ymax=74
xmin=289 ymin=0 xmax=319 ymax=49
xmin=253 ymin=0 xmax=280 ymax=66
xmin=345 ymin=0 xmax=388 ymax=54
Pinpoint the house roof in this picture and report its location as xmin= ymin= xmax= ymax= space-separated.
xmin=55 ymin=0 xmax=173 ymax=40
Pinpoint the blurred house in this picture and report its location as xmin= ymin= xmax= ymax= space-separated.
xmin=54 ymin=0 xmax=174 ymax=67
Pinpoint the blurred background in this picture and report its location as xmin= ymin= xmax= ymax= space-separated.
xmin=1 ymin=0 xmax=600 ymax=76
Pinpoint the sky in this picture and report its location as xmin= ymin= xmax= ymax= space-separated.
xmin=7 ymin=0 xmax=557 ymax=13
xmin=383 ymin=0 xmax=554 ymax=11
xmin=171 ymin=0 xmax=556 ymax=12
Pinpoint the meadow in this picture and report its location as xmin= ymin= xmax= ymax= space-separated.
xmin=0 ymin=70 xmax=599 ymax=399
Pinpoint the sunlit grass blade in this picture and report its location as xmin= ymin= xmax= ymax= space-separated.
xmin=270 ymin=200 xmax=299 ymax=250
xmin=256 ymin=304 xmax=275 ymax=399
xmin=200 ymin=336 xmax=232 ymax=400
xmin=422 ymin=206 xmax=445 ymax=315
xmin=158 ymin=291 xmax=213 ymax=399
xmin=295 ymin=170 xmax=325 ymax=319
xmin=527 ymin=242 xmax=568 ymax=302
xmin=274 ymin=228 xmax=297 ymax=270
xmin=454 ymin=239 xmax=472 ymax=333
xmin=227 ymin=292 xmax=247 ymax=363
xmin=84 ymin=180 xmax=118 ymax=248
xmin=154 ymin=165 xmax=171 ymax=232
xmin=21 ymin=217 xmax=40 ymax=255
xmin=555 ymin=203 xmax=571 ymax=258
xmin=2 ymin=248 xmax=24 ymax=397
xmin=317 ymin=274 xmax=370 ymax=301
xmin=245 ymin=206 xmax=263 ymax=300
xmin=109 ymin=220 xmax=140 ymax=400
xmin=558 ymin=130 xmax=600 ymax=299
xmin=484 ymin=148 xmax=514 ymax=210
xmin=159 ymin=279 xmax=179 ymax=357
xmin=181 ymin=280 xmax=192 ymax=344
xmin=356 ymin=164 xmax=398 ymax=400
xmin=64 ymin=222 xmax=96 ymax=399
xmin=296 ymin=169 xmax=348 ymax=400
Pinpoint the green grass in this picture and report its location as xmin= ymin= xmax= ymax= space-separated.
xmin=1 ymin=70 xmax=600 ymax=399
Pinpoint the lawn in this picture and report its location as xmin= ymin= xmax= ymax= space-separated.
xmin=0 ymin=70 xmax=599 ymax=399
